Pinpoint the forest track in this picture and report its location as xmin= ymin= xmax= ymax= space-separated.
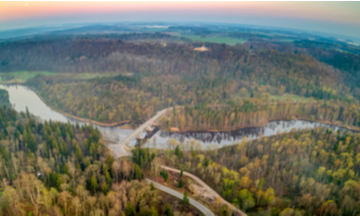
xmin=146 ymin=178 xmax=215 ymax=216
xmin=161 ymin=165 xmax=247 ymax=216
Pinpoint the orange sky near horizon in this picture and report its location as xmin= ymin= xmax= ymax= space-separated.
xmin=0 ymin=1 xmax=360 ymax=39
xmin=1 ymin=1 xmax=359 ymax=26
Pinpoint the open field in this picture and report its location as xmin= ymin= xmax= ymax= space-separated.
xmin=0 ymin=71 xmax=56 ymax=84
xmin=233 ymin=92 xmax=251 ymax=99
xmin=269 ymin=93 xmax=310 ymax=102
xmin=179 ymin=34 xmax=246 ymax=45
xmin=233 ymin=92 xmax=310 ymax=103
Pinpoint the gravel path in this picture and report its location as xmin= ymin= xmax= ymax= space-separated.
xmin=146 ymin=178 xmax=215 ymax=216
xmin=161 ymin=165 xmax=247 ymax=216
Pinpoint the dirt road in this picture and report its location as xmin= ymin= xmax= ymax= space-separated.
xmin=146 ymin=178 xmax=215 ymax=216
xmin=161 ymin=165 xmax=247 ymax=216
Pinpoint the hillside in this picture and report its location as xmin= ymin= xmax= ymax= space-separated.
xmin=1 ymin=33 xmax=359 ymax=128
xmin=0 ymin=105 xmax=199 ymax=215
xmin=157 ymin=127 xmax=360 ymax=215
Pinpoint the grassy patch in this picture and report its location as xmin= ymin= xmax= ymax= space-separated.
xmin=269 ymin=93 xmax=310 ymax=102
xmin=67 ymin=72 xmax=121 ymax=80
xmin=232 ymin=92 xmax=310 ymax=103
xmin=233 ymin=92 xmax=251 ymax=100
xmin=179 ymin=35 xmax=246 ymax=46
xmin=0 ymin=71 xmax=57 ymax=84
xmin=0 ymin=71 xmax=121 ymax=84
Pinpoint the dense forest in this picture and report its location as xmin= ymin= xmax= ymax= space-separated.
xmin=19 ymin=37 xmax=358 ymax=125
xmin=246 ymin=38 xmax=360 ymax=94
xmin=0 ymin=104 xmax=198 ymax=215
xmin=159 ymin=99 xmax=360 ymax=132
xmin=0 ymin=32 xmax=358 ymax=127
xmin=1 ymin=25 xmax=360 ymax=216
xmin=157 ymin=127 xmax=360 ymax=215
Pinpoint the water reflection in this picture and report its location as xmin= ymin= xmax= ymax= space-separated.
xmin=0 ymin=84 xmax=134 ymax=143
xmin=143 ymin=119 xmax=353 ymax=149
xmin=0 ymin=84 xmax=355 ymax=150
xmin=157 ymin=126 xmax=264 ymax=144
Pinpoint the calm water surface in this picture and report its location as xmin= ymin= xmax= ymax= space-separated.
xmin=0 ymin=84 xmax=353 ymax=149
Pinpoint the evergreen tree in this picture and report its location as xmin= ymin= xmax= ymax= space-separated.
xmin=102 ymin=182 xmax=109 ymax=195
xmin=160 ymin=170 xmax=169 ymax=182
xmin=90 ymin=175 xmax=98 ymax=192
xmin=178 ymin=178 xmax=184 ymax=188
xmin=149 ymin=206 xmax=159 ymax=216
xmin=150 ymin=182 xmax=156 ymax=191
xmin=64 ymin=164 xmax=69 ymax=176
xmin=25 ymin=107 xmax=30 ymax=118
xmin=105 ymin=169 xmax=112 ymax=187
xmin=220 ymin=205 xmax=230 ymax=216
xmin=75 ymin=145 xmax=84 ymax=161
xmin=164 ymin=203 xmax=174 ymax=216
xmin=134 ymin=164 xmax=144 ymax=180
xmin=175 ymin=145 xmax=183 ymax=159
xmin=125 ymin=202 xmax=136 ymax=216
xmin=52 ymin=139 xmax=59 ymax=151
xmin=183 ymin=191 xmax=189 ymax=205
xmin=27 ymin=133 xmax=37 ymax=152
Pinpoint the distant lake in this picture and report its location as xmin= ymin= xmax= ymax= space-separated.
xmin=0 ymin=84 xmax=353 ymax=149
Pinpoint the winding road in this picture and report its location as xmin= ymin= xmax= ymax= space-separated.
xmin=107 ymin=106 xmax=247 ymax=215
xmin=107 ymin=107 xmax=214 ymax=215
xmin=161 ymin=166 xmax=247 ymax=216
xmin=146 ymin=178 xmax=215 ymax=216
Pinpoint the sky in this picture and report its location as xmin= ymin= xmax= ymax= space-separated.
xmin=0 ymin=1 xmax=360 ymax=39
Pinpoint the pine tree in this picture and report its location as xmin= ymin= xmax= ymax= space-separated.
xmin=28 ymin=133 xmax=37 ymax=152
xmin=26 ymin=107 xmax=31 ymax=118
xmin=75 ymin=145 xmax=84 ymax=161
xmin=90 ymin=175 xmax=98 ymax=192
xmin=174 ymin=145 xmax=183 ymax=159
xmin=150 ymin=182 xmax=156 ymax=191
xmin=149 ymin=206 xmax=159 ymax=216
xmin=102 ymin=182 xmax=109 ymax=195
xmin=125 ymin=202 xmax=136 ymax=216
xmin=178 ymin=178 xmax=184 ymax=188
xmin=134 ymin=164 xmax=143 ymax=180
xmin=64 ymin=164 xmax=69 ymax=176
xmin=164 ymin=203 xmax=174 ymax=216
xmin=106 ymin=155 xmax=114 ymax=169
xmin=220 ymin=205 xmax=230 ymax=216
xmin=52 ymin=139 xmax=59 ymax=151
xmin=105 ymin=169 xmax=112 ymax=187
xmin=183 ymin=191 xmax=189 ymax=205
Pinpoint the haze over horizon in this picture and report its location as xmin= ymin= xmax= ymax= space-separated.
xmin=1 ymin=1 xmax=360 ymax=40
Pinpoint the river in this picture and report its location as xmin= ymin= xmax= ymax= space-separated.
xmin=0 ymin=84 xmax=353 ymax=149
